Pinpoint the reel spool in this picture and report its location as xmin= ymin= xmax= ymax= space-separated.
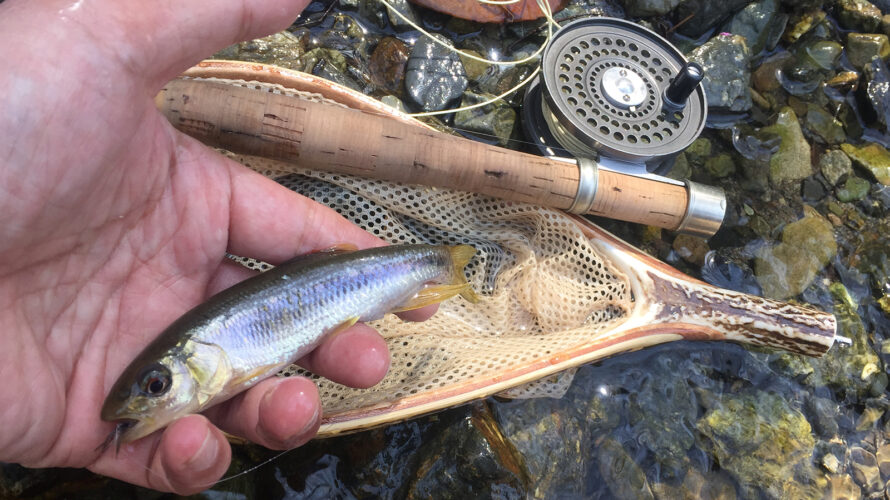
xmin=522 ymin=18 xmax=724 ymax=237
xmin=524 ymin=17 xmax=707 ymax=175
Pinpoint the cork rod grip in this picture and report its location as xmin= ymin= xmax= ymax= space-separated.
xmin=157 ymin=78 xmax=689 ymax=229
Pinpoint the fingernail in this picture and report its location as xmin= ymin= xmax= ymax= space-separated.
xmin=184 ymin=425 xmax=219 ymax=473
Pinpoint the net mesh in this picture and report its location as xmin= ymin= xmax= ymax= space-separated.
xmin=225 ymin=151 xmax=633 ymax=409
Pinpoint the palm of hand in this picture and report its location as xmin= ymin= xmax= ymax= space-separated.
xmin=0 ymin=0 xmax=397 ymax=493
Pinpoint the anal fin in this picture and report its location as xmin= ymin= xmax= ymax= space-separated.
xmin=392 ymin=283 xmax=478 ymax=312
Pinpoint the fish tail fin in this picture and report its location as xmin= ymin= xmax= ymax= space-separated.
xmin=448 ymin=244 xmax=479 ymax=303
xmin=391 ymin=245 xmax=479 ymax=312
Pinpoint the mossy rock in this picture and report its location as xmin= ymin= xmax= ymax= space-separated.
xmin=754 ymin=209 xmax=837 ymax=299
xmin=763 ymin=107 xmax=812 ymax=184
xmin=841 ymin=142 xmax=890 ymax=185
xmin=696 ymin=391 xmax=815 ymax=499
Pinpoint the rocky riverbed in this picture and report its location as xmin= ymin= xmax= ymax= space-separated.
xmin=5 ymin=0 xmax=890 ymax=498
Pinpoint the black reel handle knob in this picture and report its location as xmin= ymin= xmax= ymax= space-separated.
xmin=663 ymin=62 xmax=704 ymax=111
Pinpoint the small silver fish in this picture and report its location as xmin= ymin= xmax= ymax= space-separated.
xmin=100 ymin=244 xmax=477 ymax=446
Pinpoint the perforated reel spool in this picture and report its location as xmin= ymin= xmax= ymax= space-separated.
xmin=225 ymin=150 xmax=635 ymax=405
xmin=530 ymin=17 xmax=706 ymax=173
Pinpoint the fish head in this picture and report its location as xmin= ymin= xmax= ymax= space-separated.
xmin=101 ymin=339 xmax=231 ymax=446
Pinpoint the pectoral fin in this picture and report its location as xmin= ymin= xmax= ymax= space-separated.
xmin=329 ymin=316 xmax=360 ymax=335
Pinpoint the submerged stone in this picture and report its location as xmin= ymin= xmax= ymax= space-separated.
xmin=299 ymin=48 xmax=348 ymax=74
xmin=805 ymin=104 xmax=846 ymax=145
xmin=453 ymin=92 xmax=517 ymax=146
xmin=405 ymin=35 xmax=468 ymax=112
xmin=754 ymin=208 xmax=836 ymax=299
xmin=687 ymin=34 xmax=753 ymax=112
xmin=671 ymin=0 xmax=750 ymax=37
xmin=596 ymin=438 xmax=654 ymax=500
xmin=762 ymin=107 xmax=813 ymax=184
xmin=705 ymin=153 xmax=737 ymax=178
xmin=695 ymin=391 xmax=816 ymax=499
xmin=841 ymin=143 xmax=890 ymax=185
xmin=847 ymin=33 xmax=890 ymax=70
xmin=862 ymin=57 xmax=890 ymax=130
xmin=407 ymin=405 xmax=527 ymax=498
xmin=725 ymin=0 xmax=785 ymax=56
xmin=837 ymin=176 xmax=871 ymax=202
xmin=836 ymin=0 xmax=883 ymax=32
xmin=820 ymin=149 xmax=854 ymax=186
xmin=850 ymin=446 xmax=882 ymax=493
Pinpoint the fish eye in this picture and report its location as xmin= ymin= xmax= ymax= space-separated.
xmin=138 ymin=364 xmax=172 ymax=397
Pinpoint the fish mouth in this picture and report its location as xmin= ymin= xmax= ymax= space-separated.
xmin=97 ymin=419 xmax=154 ymax=455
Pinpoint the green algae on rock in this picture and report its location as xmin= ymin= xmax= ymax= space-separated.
xmin=754 ymin=208 xmax=836 ymax=299
xmin=696 ymin=391 xmax=815 ymax=499
xmin=841 ymin=142 xmax=890 ymax=185
xmin=763 ymin=107 xmax=812 ymax=184
xmin=453 ymin=91 xmax=517 ymax=146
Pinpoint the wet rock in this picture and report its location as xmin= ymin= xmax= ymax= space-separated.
xmin=725 ymin=0 xmax=786 ymax=57
xmin=855 ymin=404 xmax=885 ymax=430
xmin=671 ymin=0 xmax=750 ymax=38
xmin=862 ymin=57 xmax=890 ymax=130
xmin=493 ymin=397 xmax=594 ymax=498
xmin=595 ymin=438 xmax=654 ymax=500
xmin=752 ymin=51 xmax=792 ymax=93
xmin=684 ymin=137 xmax=712 ymax=169
xmin=841 ymin=143 xmax=890 ymax=185
xmin=315 ymin=14 xmax=373 ymax=58
xmin=383 ymin=0 xmax=419 ymax=29
xmin=695 ymin=391 xmax=816 ymax=499
xmin=826 ymin=474 xmax=863 ymax=500
xmin=687 ymin=34 xmax=753 ymax=113
xmin=796 ymin=282 xmax=883 ymax=398
xmin=214 ymin=31 xmax=308 ymax=70
xmin=454 ymin=92 xmax=517 ymax=146
xmin=784 ymin=9 xmax=827 ymax=44
xmin=701 ymin=250 xmax=763 ymax=296
xmin=705 ymin=153 xmax=737 ymax=178
xmin=806 ymin=104 xmax=847 ymax=145
xmin=617 ymin=0 xmax=680 ymax=17
xmin=836 ymin=0 xmax=883 ymax=32
xmin=369 ymin=37 xmax=410 ymax=95
xmin=299 ymin=47 xmax=348 ymax=74
xmin=672 ymin=234 xmax=709 ymax=266
xmin=802 ymin=176 xmax=827 ymax=201
xmin=837 ymin=176 xmax=871 ymax=202
xmin=821 ymin=149 xmax=854 ymax=186
xmin=625 ymin=357 xmax=698 ymax=476
xmin=850 ymin=446 xmax=882 ymax=493
xmin=407 ymin=405 xmax=527 ymax=498
xmin=847 ymin=33 xmax=890 ymax=70
xmin=381 ymin=95 xmax=410 ymax=113
xmin=405 ymin=35 xmax=468 ymax=112
xmin=822 ymin=452 xmax=841 ymax=473
xmin=762 ymin=107 xmax=813 ymax=184
xmin=651 ymin=468 xmax=737 ymax=500
xmin=851 ymin=239 xmax=890 ymax=305
xmin=457 ymin=50 xmax=491 ymax=82
xmin=754 ymin=207 xmax=837 ymax=299
xmin=876 ymin=443 xmax=890 ymax=477
xmin=780 ymin=39 xmax=843 ymax=96
xmin=311 ymin=58 xmax=363 ymax=92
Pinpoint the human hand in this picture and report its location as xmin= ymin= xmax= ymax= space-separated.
xmin=0 ymin=0 xmax=428 ymax=494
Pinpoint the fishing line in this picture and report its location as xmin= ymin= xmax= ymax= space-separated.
xmin=377 ymin=0 xmax=560 ymax=117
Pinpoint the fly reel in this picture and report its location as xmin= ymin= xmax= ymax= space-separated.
xmin=523 ymin=18 xmax=725 ymax=237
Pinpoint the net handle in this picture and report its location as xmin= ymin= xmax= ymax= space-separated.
xmin=157 ymin=77 xmax=691 ymax=231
